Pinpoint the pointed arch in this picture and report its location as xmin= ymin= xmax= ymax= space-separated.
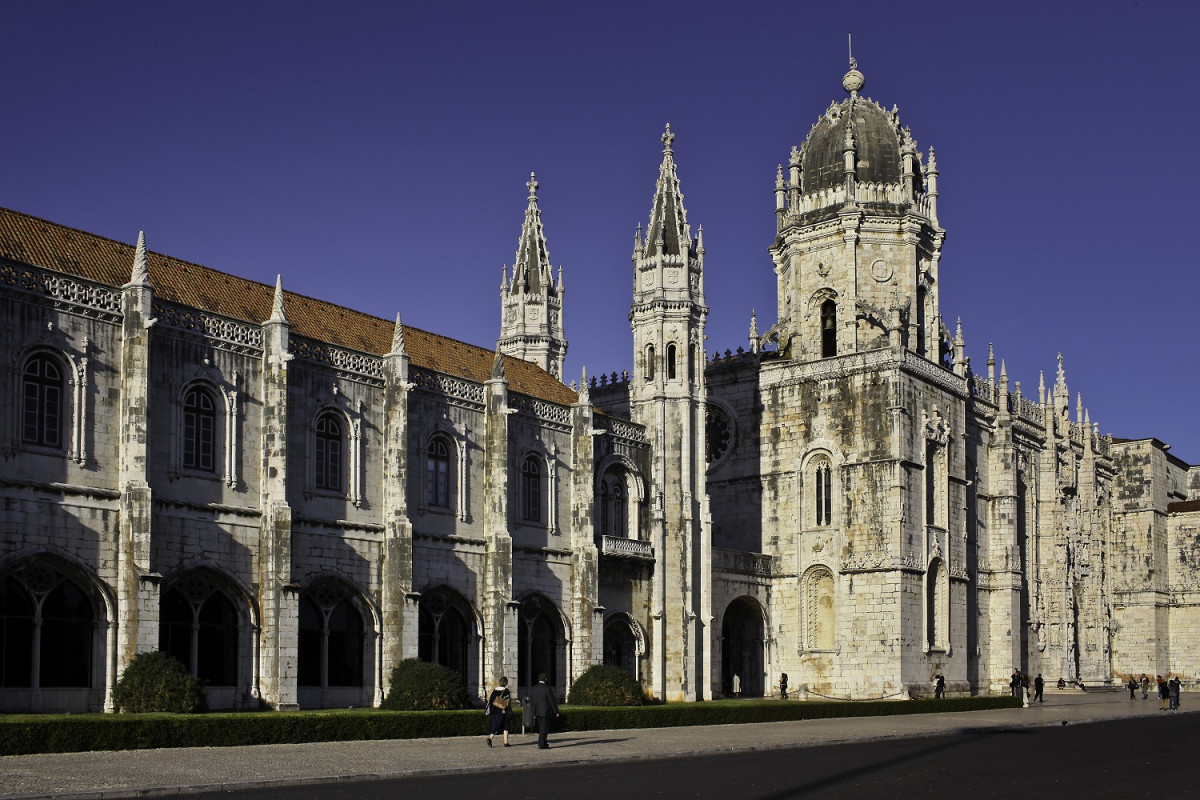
xmin=417 ymin=586 xmax=480 ymax=691
xmin=602 ymin=611 xmax=647 ymax=681
xmin=516 ymin=593 xmax=568 ymax=697
xmin=298 ymin=577 xmax=374 ymax=707
xmin=803 ymin=565 xmax=836 ymax=652
xmin=720 ymin=596 xmax=767 ymax=697
xmin=159 ymin=567 xmax=254 ymax=706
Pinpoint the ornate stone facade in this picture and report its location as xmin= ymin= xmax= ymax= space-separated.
xmin=2 ymin=61 xmax=1197 ymax=713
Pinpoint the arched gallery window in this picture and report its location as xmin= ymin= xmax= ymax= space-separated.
xmin=517 ymin=595 xmax=562 ymax=692
xmin=666 ymin=343 xmax=678 ymax=380
xmin=298 ymin=584 xmax=364 ymax=688
xmin=426 ymin=437 xmax=451 ymax=508
xmin=821 ymin=299 xmax=837 ymax=358
xmin=596 ymin=470 xmax=628 ymax=538
xmin=22 ymin=354 xmax=64 ymax=448
xmin=159 ymin=578 xmax=239 ymax=686
xmin=314 ymin=412 xmax=343 ymax=492
xmin=644 ymin=345 xmax=656 ymax=382
xmin=182 ymin=386 xmax=217 ymax=472
xmin=521 ymin=455 xmax=542 ymax=522
xmin=418 ymin=591 xmax=471 ymax=686
xmin=0 ymin=564 xmax=94 ymax=688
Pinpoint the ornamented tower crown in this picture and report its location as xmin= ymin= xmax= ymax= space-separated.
xmin=766 ymin=59 xmax=945 ymax=363
xmin=498 ymin=173 xmax=567 ymax=378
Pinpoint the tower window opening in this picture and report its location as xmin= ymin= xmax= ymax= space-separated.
xmin=667 ymin=343 xmax=677 ymax=380
xmin=821 ymin=299 xmax=837 ymax=358
xmin=645 ymin=345 xmax=655 ymax=382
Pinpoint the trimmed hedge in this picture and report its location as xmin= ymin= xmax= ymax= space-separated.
xmin=568 ymin=665 xmax=645 ymax=706
xmin=380 ymin=659 xmax=471 ymax=711
xmin=111 ymin=651 xmax=207 ymax=714
xmin=0 ymin=696 xmax=1021 ymax=756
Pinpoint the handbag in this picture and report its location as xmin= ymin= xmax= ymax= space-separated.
xmin=492 ymin=693 xmax=510 ymax=711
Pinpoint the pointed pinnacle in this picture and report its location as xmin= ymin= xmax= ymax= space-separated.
xmin=526 ymin=172 xmax=539 ymax=200
xmin=662 ymin=123 xmax=674 ymax=154
xmin=492 ymin=348 xmax=506 ymax=381
xmin=578 ymin=366 xmax=590 ymax=403
xmin=269 ymin=274 xmax=287 ymax=323
xmin=129 ymin=230 xmax=150 ymax=286
xmin=391 ymin=312 xmax=406 ymax=356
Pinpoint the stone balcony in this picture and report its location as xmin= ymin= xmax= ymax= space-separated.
xmin=600 ymin=535 xmax=654 ymax=560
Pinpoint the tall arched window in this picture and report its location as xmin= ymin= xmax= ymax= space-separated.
xmin=666 ymin=343 xmax=678 ymax=380
xmin=598 ymin=484 xmax=609 ymax=535
xmin=821 ymin=299 xmax=837 ymax=358
xmin=644 ymin=345 xmax=656 ymax=382
xmin=314 ymin=412 xmax=343 ymax=492
xmin=182 ymin=387 xmax=217 ymax=472
xmin=611 ymin=484 xmax=625 ymax=536
xmin=22 ymin=355 xmax=64 ymax=448
xmin=596 ymin=470 xmax=630 ymax=538
xmin=927 ymin=559 xmax=945 ymax=649
xmin=426 ymin=437 xmax=451 ymax=508
xmin=521 ymin=455 xmax=542 ymax=522
xmin=916 ymin=286 xmax=928 ymax=356
xmin=814 ymin=459 xmax=833 ymax=527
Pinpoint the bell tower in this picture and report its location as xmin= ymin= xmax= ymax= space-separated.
xmin=629 ymin=125 xmax=712 ymax=701
xmin=766 ymin=60 xmax=945 ymax=362
xmin=498 ymin=173 xmax=567 ymax=378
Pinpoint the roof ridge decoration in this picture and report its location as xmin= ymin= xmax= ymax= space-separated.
xmin=644 ymin=123 xmax=691 ymax=256
xmin=268 ymin=274 xmax=287 ymax=323
xmin=509 ymin=172 xmax=555 ymax=296
xmin=390 ymin=312 xmax=406 ymax=356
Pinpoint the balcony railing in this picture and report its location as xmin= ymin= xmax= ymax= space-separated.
xmin=600 ymin=535 xmax=654 ymax=560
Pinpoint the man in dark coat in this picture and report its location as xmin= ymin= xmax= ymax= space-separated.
xmin=527 ymin=673 xmax=559 ymax=749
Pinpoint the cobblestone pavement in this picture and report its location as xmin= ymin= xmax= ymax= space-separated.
xmin=1 ymin=691 xmax=1191 ymax=800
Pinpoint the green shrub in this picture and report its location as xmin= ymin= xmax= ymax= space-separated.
xmin=568 ymin=665 xmax=645 ymax=706
xmin=111 ymin=651 xmax=207 ymax=714
xmin=380 ymin=659 xmax=470 ymax=711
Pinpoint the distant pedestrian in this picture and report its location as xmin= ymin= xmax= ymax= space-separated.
xmin=1157 ymin=675 xmax=1169 ymax=710
xmin=527 ymin=673 xmax=559 ymax=749
xmin=1033 ymin=673 xmax=1044 ymax=703
xmin=1140 ymin=675 xmax=1150 ymax=700
xmin=934 ymin=674 xmax=945 ymax=699
xmin=732 ymin=673 xmax=741 ymax=697
xmin=780 ymin=672 xmax=789 ymax=700
xmin=1169 ymin=677 xmax=1181 ymax=711
xmin=485 ymin=676 xmax=513 ymax=748
xmin=1128 ymin=677 xmax=1138 ymax=700
xmin=1011 ymin=671 xmax=1021 ymax=698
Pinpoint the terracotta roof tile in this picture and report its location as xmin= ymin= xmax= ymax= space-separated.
xmin=1168 ymin=499 xmax=1200 ymax=514
xmin=0 ymin=206 xmax=577 ymax=406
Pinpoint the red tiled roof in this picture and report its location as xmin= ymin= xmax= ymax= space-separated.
xmin=0 ymin=207 xmax=577 ymax=406
xmin=1168 ymin=500 xmax=1200 ymax=514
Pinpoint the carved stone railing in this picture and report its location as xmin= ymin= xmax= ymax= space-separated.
xmin=713 ymin=547 xmax=774 ymax=577
xmin=288 ymin=335 xmax=384 ymax=382
xmin=154 ymin=300 xmax=264 ymax=352
xmin=2 ymin=263 xmax=121 ymax=317
xmin=512 ymin=393 xmax=572 ymax=427
xmin=596 ymin=415 xmax=648 ymax=445
xmin=600 ymin=535 xmax=654 ymax=560
xmin=410 ymin=366 xmax=485 ymax=406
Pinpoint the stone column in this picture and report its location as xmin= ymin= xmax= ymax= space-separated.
xmin=482 ymin=352 xmax=514 ymax=692
xmin=569 ymin=382 xmax=600 ymax=688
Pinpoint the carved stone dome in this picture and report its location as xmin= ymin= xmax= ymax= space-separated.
xmin=799 ymin=95 xmax=911 ymax=194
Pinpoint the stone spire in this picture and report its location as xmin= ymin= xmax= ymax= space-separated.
xmin=492 ymin=347 xmax=506 ymax=381
xmin=497 ymin=173 xmax=567 ymax=379
xmin=127 ymin=231 xmax=151 ymax=288
xmin=643 ymin=124 xmax=692 ymax=257
xmin=268 ymin=274 xmax=287 ymax=324
xmin=577 ymin=366 xmax=590 ymax=404
xmin=390 ymin=312 xmax=406 ymax=357
xmin=749 ymin=309 xmax=760 ymax=353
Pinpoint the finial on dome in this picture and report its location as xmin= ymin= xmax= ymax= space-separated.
xmin=662 ymin=123 xmax=675 ymax=154
xmin=526 ymin=172 xmax=539 ymax=200
xmin=843 ymin=33 xmax=865 ymax=95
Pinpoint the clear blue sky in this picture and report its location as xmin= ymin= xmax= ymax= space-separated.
xmin=3 ymin=1 xmax=1197 ymax=463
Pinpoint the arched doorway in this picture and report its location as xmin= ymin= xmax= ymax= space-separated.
xmin=518 ymin=595 xmax=565 ymax=696
xmin=721 ymin=596 xmax=765 ymax=697
xmin=418 ymin=588 xmax=476 ymax=689
xmin=602 ymin=613 xmax=643 ymax=680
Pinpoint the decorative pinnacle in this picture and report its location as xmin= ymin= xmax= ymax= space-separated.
xmin=269 ymin=274 xmax=287 ymax=323
xmin=662 ymin=123 xmax=674 ymax=155
xmin=130 ymin=230 xmax=150 ymax=286
xmin=578 ymin=366 xmax=590 ymax=403
xmin=391 ymin=312 xmax=406 ymax=356
xmin=842 ymin=49 xmax=865 ymax=95
xmin=492 ymin=348 xmax=506 ymax=381
xmin=526 ymin=172 xmax=539 ymax=200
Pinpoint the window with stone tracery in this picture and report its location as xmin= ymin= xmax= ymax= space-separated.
xmin=813 ymin=458 xmax=833 ymax=527
xmin=426 ymin=437 xmax=452 ymax=509
xmin=182 ymin=386 xmax=217 ymax=472
xmin=22 ymin=354 xmax=64 ymax=449
xmin=927 ymin=558 xmax=946 ymax=650
xmin=521 ymin=455 xmax=542 ymax=522
xmin=314 ymin=412 xmax=343 ymax=492
xmin=596 ymin=469 xmax=629 ymax=538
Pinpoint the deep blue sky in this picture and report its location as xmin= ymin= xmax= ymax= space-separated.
xmin=3 ymin=1 xmax=1197 ymax=463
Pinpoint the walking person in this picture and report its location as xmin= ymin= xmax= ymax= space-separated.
xmin=1128 ymin=676 xmax=1138 ymax=700
xmin=934 ymin=674 xmax=945 ymax=699
xmin=1157 ymin=675 xmax=1169 ymax=710
xmin=1169 ymin=676 xmax=1181 ymax=711
xmin=779 ymin=672 xmax=789 ymax=700
xmin=1140 ymin=674 xmax=1150 ymax=700
xmin=485 ymin=676 xmax=513 ymax=748
xmin=1033 ymin=673 xmax=1044 ymax=703
xmin=527 ymin=673 xmax=559 ymax=749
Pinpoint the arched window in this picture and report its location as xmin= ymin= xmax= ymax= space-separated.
xmin=821 ymin=299 xmax=837 ymax=358
xmin=418 ymin=591 xmax=471 ymax=686
xmin=521 ymin=456 xmax=542 ymax=522
xmin=299 ymin=587 xmax=364 ymax=688
xmin=814 ymin=459 xmax=833 ymax=527
xmin=596 ymin=470 xmax=630 ymax=538
xmin=426 ymin=437 xmax=451 ymax=508
xmin=314 ymin=412 xmax=343 ymax=492
xmin=916 ymin=286 xmax=928 ymax=356
xmin=666 ymin=343 xmax=678 ymax=380
xmin=182 ymin=387 xmax=217 ymax=472
xmin=611 ymin=484 xmax=625 ymax=536
xmin=0 ymin=566 xmax=94 ymax=688
xmin=159 ymin=579 xmax=239 ymax=686
xmin=644 ymin=345 xmax=656 ymax=382
xmin=22 ymin=354 xmax=64 ymax=448
xmin=598 ymin=484 xmax=609 ymax=535
xmin=805 ymin=567 xmax=835 ymax=651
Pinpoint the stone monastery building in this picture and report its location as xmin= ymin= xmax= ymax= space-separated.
xmin=2 ymin=62 xmax=1198 ymax=713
